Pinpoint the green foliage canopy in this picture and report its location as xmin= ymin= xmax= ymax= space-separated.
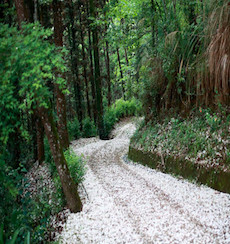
xmin=0 ymin=23 xmax=67 ymax=145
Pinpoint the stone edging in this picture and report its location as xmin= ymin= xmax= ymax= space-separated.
xmin=128 ymin=146 xmax=230 ymax=194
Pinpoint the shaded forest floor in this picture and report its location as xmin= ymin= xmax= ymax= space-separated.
xmin=56 ymin=118 xmax=230 ymax=243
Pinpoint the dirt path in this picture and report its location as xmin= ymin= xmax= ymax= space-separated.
xmin=58 ymin=119 xmax=230 ymax=244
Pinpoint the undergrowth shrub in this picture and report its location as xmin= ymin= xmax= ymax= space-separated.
xmin=0 ymin=159 xmax=29 ymax=243
xmin=64 ymin=149 xmax=85 ymax=185
xmin=1 ymin=138 xmax=86 ymax=243
xmin=0 ymin=224 xmax=30 ymax=244
xmin=67 ymin=117 xmax=81 ymax=140
xmin=82 ymin=117 xmax=97 ymax=138
xmin=113 ymin=98 xmax=142 ymax=118
xmin=44 ymin=137 xmax=53 ymax=167
xmin=0 ymin=156 xmax=61 ymax=243
xmin=139 ymin=58 xmax=166 ymax=122
xmin=31 ymin=148 xmax=85 ymax=242
xmin=103 ymin=108 xmax=117 ymax=139
xmin=103 ymin=98 xmax=142 ymax=138
xmin=24 ymin=181 xmax=64 ymax=243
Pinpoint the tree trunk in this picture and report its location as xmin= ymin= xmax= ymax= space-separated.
xmin=116 ymin=47 xmax=126 ymax=99
xmin=53 ymin=0 xmax=69 ymax=149
xmin=88 ymin=29 xmax=97 ymax=122
xmin=124 ymin=47 xmax=129 ymax=66
xmin=40 ymin=3 xmax=51 ymax=28
xmin=86 ymin=1 xmax=97 ymax=123
xmin=8 ymin=129 xmax=21 ymax=168
xmin=74 ymin=80 xmax=83 ymax=129
xmin=14 ymin=0 xmax=27 ymax=27
xmin=79 ymin=6 xmax=91 ymax=118
xmin=34 ymin=0 xmax=38 ymax=21
xmin=30 ymin=113 xmax=38 ymax=163
xmin=55 ymin=86 xmax=69 ymax=149
xmin=103 ymin=11 xmax=111 ymax=106
xmin=36 ymin=117 xmax=45 ymax=164
xmin=89 ymin=0 xmax=105 ymax=139
xmin=105 ymin=41 xmax=112 ymax=106
xmin=67 ymin=0 xmax=83 ymax=128
xmin=37 ymin=107 xmax=82 ymax=212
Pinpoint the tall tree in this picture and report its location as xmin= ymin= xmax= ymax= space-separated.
xmin=40 ymin=2 xmax=51 ymax=28
xmin=86 ymin=0 xmax=97 ymax=122
xmin=116 ymin=47 xmax=125 ymax=99
xmin=105 ymin=41 xmax=112 ymax=106
xmin=14 ymin=0 xmax=28 ymax=27
xmin=67 ymin=0 xmax=83 ymax=128
xmin=36 ymin=117 xmax=45 ymax=164
xmin=89 ymin=0 xmax=105 ymax=139
xmin=37 ymin=107 xmax=82 ymax=212
xmin=13 ymin=0 xmax=82 ymax=212
xmin=79 ymin=5 xmax=91 ymax=118
xmin=124 ymin=47 xmax=129 ymax=66
xmin=53 ymin=0 xmax=69 ymax=149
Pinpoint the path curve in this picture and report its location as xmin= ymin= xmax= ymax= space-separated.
xmin=59 ymin=119 xmax=230 ymax=244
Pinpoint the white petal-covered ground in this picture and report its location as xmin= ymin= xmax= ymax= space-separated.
xmin=58 ymin=119 xmax=230 ymax=244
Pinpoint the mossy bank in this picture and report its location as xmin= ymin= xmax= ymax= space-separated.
xmin=129 ymin=111 xmax=230 ymax=193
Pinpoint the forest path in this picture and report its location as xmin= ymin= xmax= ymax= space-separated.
xmin=59 ymin=119 xmax=230 ymax=244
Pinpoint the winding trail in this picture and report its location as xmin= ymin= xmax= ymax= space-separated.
xmin=59 ymin=119 xmax=230 ymax=244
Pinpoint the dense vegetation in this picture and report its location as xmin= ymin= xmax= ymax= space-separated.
xmin=0 ymin=0 xmax=229 ymax=242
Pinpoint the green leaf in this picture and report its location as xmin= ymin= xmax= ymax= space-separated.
xmin=24 ymin=231 xmax=30 ymax=244
xmin=8 ymin=228 xmax=21 ymax=244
